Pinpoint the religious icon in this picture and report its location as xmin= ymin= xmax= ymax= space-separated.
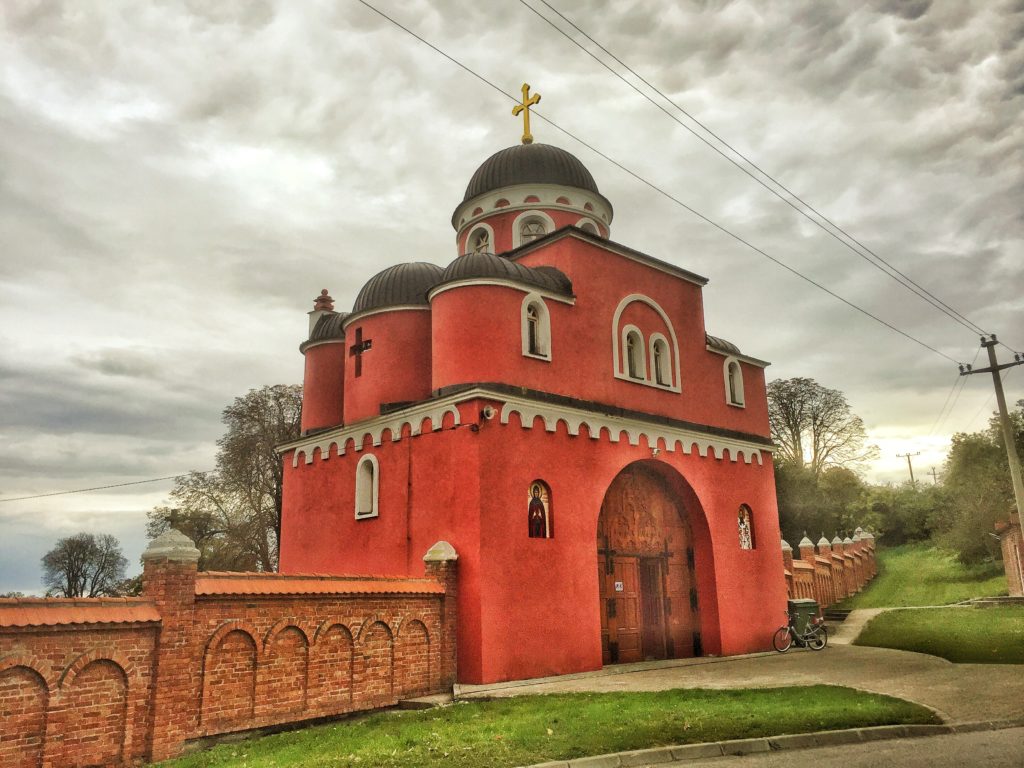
xmin=738 ymin=506 xmax=754 ymax=550
xmin=528 ymin=481 xmax=552 ymax=538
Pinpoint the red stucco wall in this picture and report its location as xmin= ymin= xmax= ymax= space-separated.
xmin=300 ymin=341 xmax=346 ymax=433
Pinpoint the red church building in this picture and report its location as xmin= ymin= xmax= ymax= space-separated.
xmin=279 ymin=114 xmax=787 ymax=685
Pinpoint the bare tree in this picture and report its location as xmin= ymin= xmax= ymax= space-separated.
xmin=768 ymin=377 xmax=877 ymax=476
xmin=148 ymin=384 xmax=302 ymax=571
xmin=41 ymin=533 xmax=128 ymax=597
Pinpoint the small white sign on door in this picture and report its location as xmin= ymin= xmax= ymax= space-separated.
xmin=614 ymin=581 xmax=624 ymax=592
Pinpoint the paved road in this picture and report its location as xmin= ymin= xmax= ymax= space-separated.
xmin=459 ymin=644 xmax=1024 ymax=726
xmin=634 ymin=726 xmax=1024 ymax=768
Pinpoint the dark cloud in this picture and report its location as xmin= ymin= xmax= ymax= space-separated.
xmin=0 ymin=0 xmax=1021 ymax=588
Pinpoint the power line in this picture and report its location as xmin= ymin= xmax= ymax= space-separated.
xmin=0 ymin=472 xmax=210 ymax=504
xmin=520 ymin=0 xmax=1019 ymax=354
xmin=355 ymin=0 xmax=961 ymax=365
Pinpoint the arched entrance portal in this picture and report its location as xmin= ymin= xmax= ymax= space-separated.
xmin=598 ymin=462 xmax=702 ymax=664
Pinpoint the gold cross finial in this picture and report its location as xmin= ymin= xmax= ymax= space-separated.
xmin=512 ymin=83 xmax=541 ymax=145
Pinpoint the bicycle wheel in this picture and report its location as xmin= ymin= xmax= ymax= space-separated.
xmin=772 ymin=626 xmax=793 ymax=652
xmin=808 ymin=626 xmax=828 ymax=651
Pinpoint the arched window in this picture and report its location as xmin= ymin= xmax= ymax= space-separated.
xmin=512 ymin=211 xmax=556 ymax=248
xmin=355 ymin=454 xmax=379 ymax=519
xmin=724 ymin=358 xmax=745 ymax=406
xmin=521 ymin=294 xmax=551 ymax=360
xmin=528 ymin=481 xmax=553 ymax=538
xmin=738 ymin=505 xmax=754 ymax=550
xmin=466 ymin=226 xmax=491 ymax=255
xmin=624 ymin=329 xmax=645 ymax=379
xmin=520 ymin=218 xmax=547 ymax=243
xmin=651 ymin=336 xmax=670 ymax=386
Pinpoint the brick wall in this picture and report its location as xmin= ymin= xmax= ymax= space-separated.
xmin=0 ymin=532 xmax=458 ymax=767
xmin=782 ymin=532 xmax=877 ymax=609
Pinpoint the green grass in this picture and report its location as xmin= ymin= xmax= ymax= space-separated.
xmin=855 ymin=606 xmax=1024 ymax=664
xmin=161 ymin=687 xmax=937 ymax=768
xmin=838 ymin=543 xmax=1006 ymax=608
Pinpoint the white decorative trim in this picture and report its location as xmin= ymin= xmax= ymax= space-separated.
xmin=428 ymin=279 xmax=575 ymax=305
xmin=285 ymin=400 xmax=462 ymax=467
xmin=454 ymin=183 xmax=614 ymax=237
xmin=463 ymin=222 xmax=495 ymax=255
xmin=355 ymin=454 xmax=379 ymax=519
xmin=300 ymin=338 xmax=346 ymax=353
xmin=280 ymin=386 xmax=772 ymax=468
xmin=611 ymin=294 xmax=682 ymax=393
xmin=498 ymin=397 xmax=767 ymax=465
xmin=521 ymin=293 xmax=552 ymax=361
xmin=512 ymin=210 xmax=557 ymax=249
xmin=575 ymin=216 xmax=602 ymax=236
xmin=342 ymin=305 xmax=430 ymax=331
xmin=724 ymin=357 xmax=745 ymax=408
xmin=705 ymin=344 xmax=770 ymax=369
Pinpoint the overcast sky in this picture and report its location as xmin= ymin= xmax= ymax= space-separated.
xmin=1 ymin=1 xmax=1021 ymax=593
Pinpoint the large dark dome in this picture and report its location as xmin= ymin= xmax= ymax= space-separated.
xmin=463 ymin=143 xmax=601 ymax=201
xmin=352 ymin=262 xmax=444 ymax=314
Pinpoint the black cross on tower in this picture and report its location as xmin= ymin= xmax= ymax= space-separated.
xmin=349 ymin=327 xmax=372 ymax=377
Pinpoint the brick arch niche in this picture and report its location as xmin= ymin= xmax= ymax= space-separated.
xmin=0 ymin=665 xmax=48 ymax=768
xmin=60 ymin=659 xmax=129 ymax=766
xmin=201 ymin=628 xmax=258 ymax=732
xmin=597 ymin=460 xmax=719 ymax=664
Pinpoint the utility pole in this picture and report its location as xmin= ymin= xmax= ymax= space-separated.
xmin=896 ymin=451 xmax=921 ymax=484
xmin=929 ymin=467 xmax=939 ymax=485
xmin=959 ymin=335 xmax=1024 ymax=518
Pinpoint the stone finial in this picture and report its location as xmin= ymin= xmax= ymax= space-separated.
xmin=843 ymin=536 xmax=854 ymax=545
xmin=142 ymin=529 xmax=200 ymax=563
xmin=818 ymin=534 xmax=831 ymax=547
xmin=780 ymin=538 xmax=792 ymax=551
xmin=798 ymin=532 xmax=814 ymax=548
xmin=855 ymin=526 xmax=864 ymax=536
xmin=862 ymin=530 xmax=875 ymax=540
xmin=423 ymin=540 xmax=458 ymax=562
xmin=852 ymin=533 xmax=861 ymax=542
xmin=313 ymin=288 xmax=334 ymax=312
xmin=832 ymin=535 xmax=843 ymax=545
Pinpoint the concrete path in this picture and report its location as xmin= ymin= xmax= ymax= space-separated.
xmin=458 ymin=644 xmax=1024 ymax=726
xmin=631 ymin=726 xmax=1024 ymax=768
xmin=827 ymin=608 xmax=885 ymax=644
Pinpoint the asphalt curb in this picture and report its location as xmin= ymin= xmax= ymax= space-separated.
xmin=517 ymin=719 xmax=1024 ymax=768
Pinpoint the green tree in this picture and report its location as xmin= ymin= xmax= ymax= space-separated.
xmin=768 ymin=377 xmax=878 ymax=477
xmin=148 ymin=384 xmax=302 ymax=571
xmin=935 ymin=400 xmax=1023 ymax=564
xmin=41 ymin=533 xmax=128 ymax=597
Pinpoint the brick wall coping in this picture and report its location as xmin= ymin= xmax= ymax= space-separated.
xmin=194 ymin=573 xmax=446 ymax=597
xmin=791 ymin=561 xmax=814 ymax=571
xmin=0 ymin=597 xmax=160 ymax=627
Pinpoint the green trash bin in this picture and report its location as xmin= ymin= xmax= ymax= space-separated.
xmin=787 ymin=598 xmax=819 ymax=639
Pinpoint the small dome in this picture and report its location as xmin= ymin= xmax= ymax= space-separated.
xmin=300 ymin=311 xmax=349 ymax=353
xmin=817 ymin=535 xmax=831 ymax=547
xmin=706 ymin=334 xmax=742 ymax=355
xmin=464 ymin=143 xmax=603 ymax=202
xmin=862 ymin=531 xmax=875 ymax=540
xmin=438 ymin=252 xmax=573 ymax=296
xmin=832 ymin=535 xmax=843 ymax=545
xmin=798 ymin=534 xmax=814 ymax=547
xmin=843 ymin=536 xmax=854 ymax=545
xmin=780 ymin=538 xmax=792 ymax=551
xmin=352 ymin=262 xmax=444 ymax=314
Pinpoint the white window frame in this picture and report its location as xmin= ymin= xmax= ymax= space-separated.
xmin=465 ymin=223 xmax=494 ymax=255
xmin=724 ymin=357 xmax=745 ymax=407
xmin=649 ymin=333 xmax=672 ymax=387
xmin=575 ymin=216 xmax=601 ymax=236
xmin=521 ymin=293 xmax=552 ymax=361
xmin=622 ymin=325 xmax=646 ymax=380
xmin=611 ymin=294 xmax=682 ymax=392
xmin=355 ymin=453 xmax=380 ymax=519
xmin=512 ymin=210 xmax=556 ymax=249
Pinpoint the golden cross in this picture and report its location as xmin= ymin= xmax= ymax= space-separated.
xmin=512 ymin=83 xmax=541 ymax=145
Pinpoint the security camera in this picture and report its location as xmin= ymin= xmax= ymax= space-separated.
xmin=481 ymin=406 xmax=496 ymax=420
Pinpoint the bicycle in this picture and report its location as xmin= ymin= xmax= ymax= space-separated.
xmin=772 ymin=610 xmax=828 ymax=652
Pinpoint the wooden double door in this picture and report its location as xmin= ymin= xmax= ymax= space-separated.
xmin=598 ymin=465 xmax=701 ymax=664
